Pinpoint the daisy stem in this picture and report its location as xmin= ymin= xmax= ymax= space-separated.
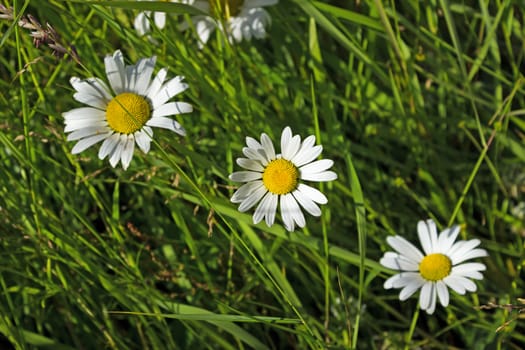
xmin=404 ymin=305 xmax=420 ymax=349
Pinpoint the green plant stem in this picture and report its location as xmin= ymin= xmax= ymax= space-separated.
xmin=405 ymin=305 xmax=420 ymax=349
xmin=346 ymin=153 xmax=366 ymax=349
xmin=448 ymin=78 xmax=523 ymax=226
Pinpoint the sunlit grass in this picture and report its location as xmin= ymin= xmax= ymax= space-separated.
xmin=0 ymin=0 xmax=524 ymax=349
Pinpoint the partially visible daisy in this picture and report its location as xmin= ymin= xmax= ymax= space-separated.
xmin=134 ymin=0 xmax=181 ymax=36
xmin=186 ymin=0 xmax=278 ymax=46
xmin=229 ymin=126 xmax=337 ymax=231
xmin=63 ymin=50 xmax=192 ymax=170
xmin=380 ymin=219 xmax=488 ymax=314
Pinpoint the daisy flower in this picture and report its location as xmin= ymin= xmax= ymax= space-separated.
xmin=186 ymin=0 xmax=278 ymax=46
xmin=134 ymin=8 xmax=167 ymax=36
xmin=229 ymin=126 xmax=337 ymax=231
xmin=134 ymin=0 xmax=191 ymax=36
xmin=380 ymin=219 xmax=488 ymax=314
xmin=63 ymin=50 xmax=192 ymax=170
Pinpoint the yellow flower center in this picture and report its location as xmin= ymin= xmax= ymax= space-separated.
xmin=419 ymin=253 xmax=452 ymax=281
xmin=209 ymin=0 xmax=244 ymax=19
xmin=262 ymin=159 xmax=299 ymax=195
xmin=106 ymin=93 xmax=151 ymax=134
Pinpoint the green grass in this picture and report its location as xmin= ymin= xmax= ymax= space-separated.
xmin=0 ymin=0 xmax=524 ymax=349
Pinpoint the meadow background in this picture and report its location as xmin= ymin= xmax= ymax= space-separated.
xmin=0 ymin=0 xmax=524 ymax=349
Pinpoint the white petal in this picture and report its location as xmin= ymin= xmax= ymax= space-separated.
xmin=292 ymin=144 xmax=322 ymax=167
xmin=134 ymin=128 xmax=152 ymax=153
xmin=263 ymin=193 xmax=278 ymax=227
xmin=128 ymin=56 xmax=156 ymax=95
xmin=236 ymin=158 xmax=264 ymax=172
xmin=300 ymin=135 xmax=316 ymax=150
xmin=141 ymin=125 xmax=154 ymax=138
xmin=260 ymin=133 xmax=275 ymax=160
xmin=231 ymin=181 xmax=264 ymax=203
xmin=280 ymin=193 xmax=305 ymax=231
xmin=384 ymin=272 xmax=423 ymax=289
xmin=419 ymin=282 xmax=436 ymax=314
xmin=299 ymin=159 xmax=334 ymax=174
xmin=246 ymin=136 xmax=262 ymax=150
xmin=452 ymin=269 xmax=484 ymax=280
xmin=436 ymin=225 xmax=460 ymax=253
xmin=253 ymin=192 xmax=278 ymax=227
xmin=436 ymin=280 xmax=449 ymax=307
xmin=154 ymin=11 xmax=166 ymax=29
xmin=242 ymin=15 xmax=254 ymax=41
xmin=385 ymin=236 xmax=424 ymax=263
xmin=134 ymin=11 xmax=150 ymax=36
xmin=383 ymin=274 xmax=398 ymax=289
xmin=229 ymin=171 xmax=262 ymax=182
xmin=451 ymin=263 xmax=486 ymax=279
xmin=71 ymin=92 xmax=105 ymax=110
xmin=246 ymin=8 xmax=271 ymax=39
xmin=152 ymin=102 xmax=193 ymax=117
xmin=151 ymin=76 xmax=189 ymax=109
xmin=108 ymin=134 xmax=127 ymax=167
xmin=70 ymin=77 xmax=111 ymax=101
xmin=280 ymin=127 xmax=292 ymax=154
xmin=242 ymin=147 xmax=269 ymax=165
xmin=237 ymin=184 xmax=267 ymax=212
xmin=71 ymin=78 xmax=111 ymax=109
xmin=296 ymin=184 xmax=327 ymax=204
xmin=459 ymin=277 xmax=477 ymax=292
xmin=71 ymin=133 xmax=109 ymax=154
xmin=146 ymin=68 xmax=168 ymax=100
xmin=252 ymin=196 xmax=266 ymax=224
xmin=300 ymin=170 xmax=337 ymax=182
xmin=146 ymin=116 xmax=186 ymax=135
xmin=105 ymin=50 xmax=127 ymax=94
xmin=425 ymin=291 xmax=437 ymax=314
xmin=120 ymin=135 xmax=135 ymax=170
xmin=64 ymin=119 xmax=107 ymax=133
xmin=398 ymin=276 xmax=425 ymax=301
xmin=452 ymin=248 xmax=488 ymax=265
xmin=448 ymin=240 xmax=474 ymax=256
xmin=292 ymin=188 xmax=321 ymax=216
xmin=279 ymin=194 xmax=294 ymax=231
xmin=443 ymin=275 xmax=476 ymax=294
xmin=449 ymin=240 xmax=487 ymax=264
xmin=282 ymin=134 xmax=301 ymax=160
xmin=98 ymin=133 xmax=120 ymax=159
xmin=229 ymin=17 xmax=245 ymax=43
xmin=63 ymin=107 xmax=106 ymax=121
xmin=195 ymin=16 xmax=216 ymax=45
xmin=380 ymin=252 xmax=419 ymax=271
xmin=384 ymin=272 xmax=418 ymax=288
xmin=418 ymin=219 xmax=439 ymax=255
xmin=67 ymin=126 xmax=110 ymax=141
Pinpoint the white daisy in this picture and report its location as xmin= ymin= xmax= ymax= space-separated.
xmin=380 ymin=219 xmax=488 ymax=314
xmin=186 ymin=0 xmax=278 ymax=46
xmin=134 ymin=0 xmax=191 ymax=36
xmin=63 ymin=50 xmax=192 ymax=170
xmin=134 ymin=9 xmax=167 ymax=36
xmin=229 ymin=126 xmax=337 ymax=231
